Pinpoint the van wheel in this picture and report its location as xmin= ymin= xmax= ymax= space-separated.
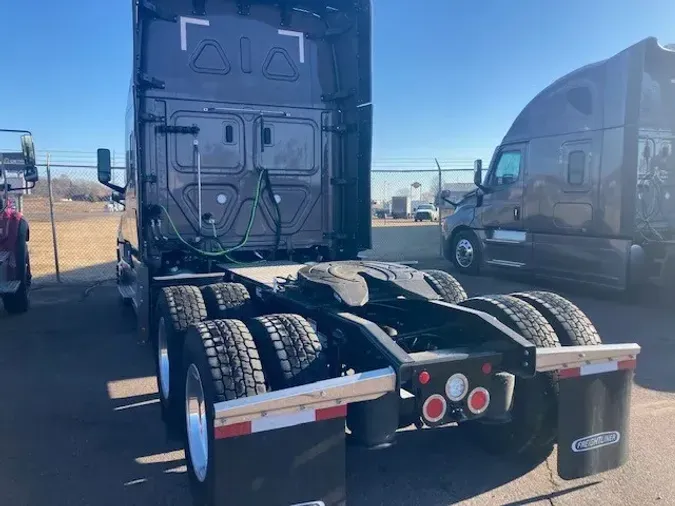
xmin=451 ymin=230 xmax=480 ymax=275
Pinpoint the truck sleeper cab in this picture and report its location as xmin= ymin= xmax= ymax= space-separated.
xmin=96 ymin=2 xmax=643 ymax=505
xmin=443 ymin=37 xmax=675 ymax=290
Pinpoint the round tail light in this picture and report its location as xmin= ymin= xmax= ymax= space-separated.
xmin=467 ymin=387 xmax=490 ymax=415
xmin=422 ymin=394 xmax=447 ymax=423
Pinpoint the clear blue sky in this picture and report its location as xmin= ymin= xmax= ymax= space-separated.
xmin=1 ymin=0 xmax=674 ymax=163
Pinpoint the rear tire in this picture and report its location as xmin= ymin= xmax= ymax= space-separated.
xmin=458 ymin=294 xmax=559 ymax=461
xmin=422 ymin=269 xmax=467 ymax=304
xmin=511 ymin=291 xmax=602 ymax=346
xmin=201 ymin=282 xmax=252 ymax=320
xmin=249 ymin=314 xmax=329 ymax=390
xmin=182 ymin=319 xmax=267 ymax=506
xmin=2 ymin=232 xmax=30 ymax=315
xmin=155 ymin=286 xmax=208 ymax=432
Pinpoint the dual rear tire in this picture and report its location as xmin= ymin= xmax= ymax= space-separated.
xmin=152 ymin=282 xmax=329 ymax=504
xmin=458 ymin=291 xmax=603 ymax=461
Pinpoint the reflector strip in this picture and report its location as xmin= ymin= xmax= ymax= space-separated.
xmin=559 ymin=359 xmax=636 ymax=380
xmin=214 ymin=404 xmax=348 ymax=440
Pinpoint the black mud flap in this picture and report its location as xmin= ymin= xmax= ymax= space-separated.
xmin=213 ymin=413 xmax=346 ymax=506
xmin=557 ymin=363 xmax=635 ymax=480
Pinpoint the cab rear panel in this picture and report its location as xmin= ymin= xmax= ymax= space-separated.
xmin=132 ymin=0 xmax=373 ymax=260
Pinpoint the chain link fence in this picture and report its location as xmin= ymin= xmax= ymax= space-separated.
xmin=13 ymin=151 xmax=475 ymax=286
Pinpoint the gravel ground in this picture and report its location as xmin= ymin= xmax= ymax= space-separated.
xmin=0 ymin=273 xmax=673 ymax=506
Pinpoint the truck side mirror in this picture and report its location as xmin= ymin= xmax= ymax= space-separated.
xmin=97 ymin=148 xmax=112 ymax=184
xmin=473 ymin=159 xmax=483 ymax=187
xmin=20 ymin=134 xmax=36 ymax=168
xmin=24 ymin=166 xmax=39 ymax=184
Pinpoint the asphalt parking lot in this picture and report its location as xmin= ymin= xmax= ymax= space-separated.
xmin=1 ymin=272 xmax=674 ymax=506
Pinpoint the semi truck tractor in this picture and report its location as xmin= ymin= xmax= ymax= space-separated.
xmin=97 ymin=2 xmax=641 ymax=505
xmin=0 ymin=130 xmax=38 ymax=314
xmin=442 ymin=37 xmax=675 ymax=291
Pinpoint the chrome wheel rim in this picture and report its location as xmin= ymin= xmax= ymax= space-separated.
xmin=186 ymin=363 xmax=209 ymax=483
xmin=455 ymin=238 xmax=474 ymax=268
xmin=158 ymin=317 xmax=170 ymax=400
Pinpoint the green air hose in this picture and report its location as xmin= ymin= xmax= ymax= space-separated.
xmin=158 ymin=169 xmax=265 ymax=258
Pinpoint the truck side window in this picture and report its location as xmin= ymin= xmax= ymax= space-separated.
xmin=568 ymin=150 xmax=585 ymax=185
xmin=490 ymin=151 xmax=521 ymax=186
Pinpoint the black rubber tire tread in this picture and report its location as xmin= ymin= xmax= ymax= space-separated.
xmin=249 ymin=314 xmax=329 ymax=390
xmin=511 ymin=291 xmax=602 ymax=347
xmin=201 ymin=282 xmax=252 ymax=320
xmin=155 ymin=285 xmax=207 ymax=430
xmin=422 ymin=269 xmax=467 ymax=304
xmin=182 ymin=319 xmax=267 ymax=505
xmin=458 ymin=294 xmax=560 ymax=461
xmin=190 ymin=319 xmax=267 ymax=401
xmin=159 ymin=285 xmax=208 ymax=333
xmin=460 ymin=294 xmax=559 ymax=348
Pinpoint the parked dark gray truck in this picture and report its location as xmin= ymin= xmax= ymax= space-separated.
xmin=97 ymin=2 xmax=642 ymax=505
xmin=442 ymin=37 xmax=675 ymax=291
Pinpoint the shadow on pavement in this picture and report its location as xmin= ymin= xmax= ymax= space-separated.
xmin=347 ymin=426 xmax=547 ymax=505
xmin=31 ymin=261 xmax=117 ymax=287
xmin=0 ymin=284 xmax=190 ymax=506
xmin=501 ymin=481 xmax=600 ymax=506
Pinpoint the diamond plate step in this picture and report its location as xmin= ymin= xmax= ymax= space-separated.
xmin=0 ymin=281 xmax=21 ymax=294
xmin=0 ymin=251 xmax=10 ymax=264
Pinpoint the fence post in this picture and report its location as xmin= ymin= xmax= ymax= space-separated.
xmin=437 ymin=160 xmax=443 ymax=257
xmin=46 ymin=153 xmax=62 ymax=283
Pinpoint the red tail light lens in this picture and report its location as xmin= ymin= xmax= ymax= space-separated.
xmin=418 ymin=370 xmax=431 ymax=385
xmin=422 ymin=394 xmax=447 ymax=423
xmin=467 ymin=387 xmax=490 ymax=415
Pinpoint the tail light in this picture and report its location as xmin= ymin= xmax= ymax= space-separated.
xmin=422 ymin=394 xmax=447 ymax=423
xmin=467 ymin=387 xmax=490 ymax=415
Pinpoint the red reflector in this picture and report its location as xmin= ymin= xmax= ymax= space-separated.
xmin=467 ymin=387 xmax=490 ymax=415
xmin=418 ymin=370 xmax=431 ymax=385
xmin=315 ymin=404 xmax=348 ymax=421
xmin=559 ymin=367 xmax=581 ymax=379
xmin=481 ymin=362 xmax=492 ymax=375
xmin=215 ymin=421 xmax=252 ymax=439
xmin=618 ymin=359 xmax=637 ymax=370
xmin=422 ymin=394 xmax=447 ymax=423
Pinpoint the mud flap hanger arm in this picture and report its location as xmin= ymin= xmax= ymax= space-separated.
xmin=535 ymin=343 xmax=641 ymax=372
